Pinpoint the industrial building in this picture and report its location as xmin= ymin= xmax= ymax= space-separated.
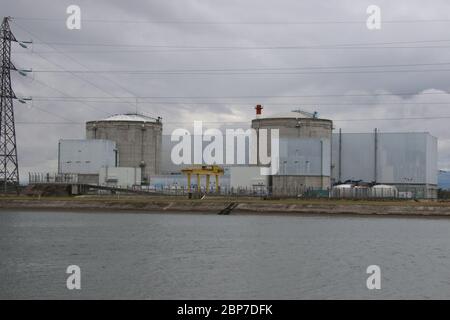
xmin=99 ymin=166 xmax=141 ymax=189
xmin=55 ymin=113 xmax=162 ymax=189
xmin=57 ymin=138 xmax=143 ymax=188
xmin=439 ymin=170 xmax=450 ymax=189
xmin=331 ymin=131 xmax=438 ymax=199
xmin=229 ymin=167 xmax=268 ymax=191
xmin=228 ymin=106 xmax=438 ymax=199
xmin=50 ymin=107 xmax=438 ymax=199
xmin=58 ymin=139 xmax=117 ymax=184
xmin=86 ymin=113 xmax=163 ymax=182
xmin=251 ymin=108 xmax=333 ymax=196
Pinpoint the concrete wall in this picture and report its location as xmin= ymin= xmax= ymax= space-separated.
xmin=77 ymin=174 xmax=99 ymax=185
xmin=86 ymin=121 xmax=162 ymax=181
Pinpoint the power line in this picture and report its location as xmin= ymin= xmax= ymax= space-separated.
xmin=13 ymin=51 xmax=112 ymax=115
xmin=27 ymin=98 xmax=450 ymax=107
xmin=11 ymin=37 xmax=450 ymax=55
xmin=11 ymin=21 xmax=141 ymax=114
xmin=18 ymin=74 xmax=110 ymax=115
xmin=28 ymin=61 xmax=450 ymax=74
xmin=16 ymin=45 xmax=450 ymax=54
xmin=13 ymin=16 xmax=450 ymax=25
xmin=27 ymin=91 xmax=450 ymax=99
xmin=21 ymin=104 xmax=77 ymax=123
xmin=28 ymin=38 xmax=450 ymax=48
xmin=28 ymin=68 xmax=450 ymax=76
xmin=16 ymin=68 xmax=450 ymax=77
xmin=14 ymin=115 xmax=450 ymax=126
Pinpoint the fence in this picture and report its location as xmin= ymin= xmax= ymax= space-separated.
xmin=29 ymin=172 xmax=79 ymax=184
xmin=139 ymin=184 xmax=331 ymax=198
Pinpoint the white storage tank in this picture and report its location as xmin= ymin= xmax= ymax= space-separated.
xmin=331 ymin=184 xmax=354 ymax=198
xmin=370 ymin=184 xmax=398 ymax=198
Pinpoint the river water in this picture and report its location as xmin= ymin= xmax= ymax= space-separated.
xmin=0 ymin=210 xmax=450 ymax=299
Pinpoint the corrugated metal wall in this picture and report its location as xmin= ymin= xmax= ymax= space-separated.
xmin=331 ymin=132 xmax=437 ymax=185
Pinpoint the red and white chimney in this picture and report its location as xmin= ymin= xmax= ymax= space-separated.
xmin=255 ymin=104 xmax=263 ymax=119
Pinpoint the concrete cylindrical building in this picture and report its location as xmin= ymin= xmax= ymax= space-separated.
xmin=251 ymin=109 xmax=333 ymax=196
xmin=86 ymin=113 xmax=162 ymax=182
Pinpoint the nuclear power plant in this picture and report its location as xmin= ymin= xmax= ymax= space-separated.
xmin=28 ymin=105 xmax=438 ymax=199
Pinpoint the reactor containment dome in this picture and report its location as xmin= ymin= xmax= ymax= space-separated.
xmin=86 ymin=113 xmax=163 ymax=182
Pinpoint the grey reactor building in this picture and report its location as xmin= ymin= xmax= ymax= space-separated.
xmin=85 ymin=114 xmax=163 ymax=181
xmin=58 ymin=113 xmax=162 ymax=186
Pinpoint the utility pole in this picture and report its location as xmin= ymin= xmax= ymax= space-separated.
xmin=0 ymin=17 xmax=19 ymax=193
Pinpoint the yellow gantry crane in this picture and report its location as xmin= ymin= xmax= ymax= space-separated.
xmin=181 ymin=165 xmax=224 ymax=193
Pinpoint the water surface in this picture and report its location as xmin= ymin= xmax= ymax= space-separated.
xmin=1 ymin=210 xmax=449 ymax=299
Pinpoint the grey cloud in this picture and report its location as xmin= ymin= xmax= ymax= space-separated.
xmin=2 ymin=0 xmax=450 ymax=182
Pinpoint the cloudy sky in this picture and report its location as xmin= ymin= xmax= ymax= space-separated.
xmin=2 ymin=0 xmax=450 ymax=180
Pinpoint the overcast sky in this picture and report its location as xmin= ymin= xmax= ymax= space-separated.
xmin=2 ymin=0 xmax=450 ymax=180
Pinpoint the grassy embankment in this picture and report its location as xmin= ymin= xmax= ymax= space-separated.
xmin=1 ymin=194 xmax=449 ymax=206
xmin=1 ymin=195 xmax=450 ymax=217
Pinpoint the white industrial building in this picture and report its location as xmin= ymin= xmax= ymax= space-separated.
xmin=58 ymin=139 xmax=142 ymax=188
xmin=227 ymin=130 xmax=438 ymax=199
xmin=331 ymin=131 xmax=438 ymax=198
xmin=99 ymin=167 xmax=141 ymax=189
xmin=58 ymin=139 xmax=118 ymax=184
xmin=58 ymin=139 xmax=117 ymax=174
xmin=229 ymin=166 xmax=268 ymax=192
xmin=225 ymin=108 xmax=439 ymax=199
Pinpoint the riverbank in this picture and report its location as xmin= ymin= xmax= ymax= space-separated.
xmin=1 ymin=196 xmax=450 ymax=216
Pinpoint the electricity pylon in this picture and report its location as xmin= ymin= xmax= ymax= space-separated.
xmin=0 ymin=17 xmax=19 ymax=193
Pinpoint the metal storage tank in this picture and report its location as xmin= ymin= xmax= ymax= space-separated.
xmin=331 ymin=184 xmax=354 ymax=198
xmin=86 ymin=113 xmax=162 ymax=182
xmin=370 ymin=184 xmax=398 ymax=198
xmin=251 ymin=107 xmax=333 ymax=196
